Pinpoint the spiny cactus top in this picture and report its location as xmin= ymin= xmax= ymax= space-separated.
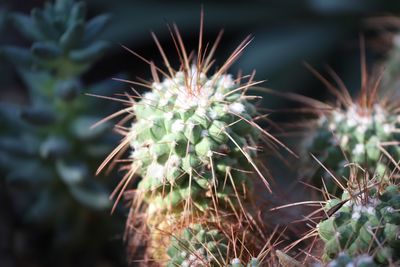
xmin=302 ymin=68 xmax=400 ymax=193
xmin=317 ymin=183 xmax=400 ymax=266
xmin=312 ymin=103 xmax=399 ymax=171
xmin=130 ymin=66 xmax=261 ymax=215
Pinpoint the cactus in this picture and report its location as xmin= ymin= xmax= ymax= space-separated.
xmin=316 ymin=183 xmax=400 ymax=266
xmin=130 ymin=66 xmax=260 ymax=215
xmin=0 ymin=0 xmax=123 ymax=263
xmin=167 ymin=224 xmax=228 ymax=267
xmin=301 ymin=68 xmax=400 ymax=194
xmin=166 ymin=223 xmax=263 ymax=267
xmin=98 ymin=16 xmax=284 ymax=264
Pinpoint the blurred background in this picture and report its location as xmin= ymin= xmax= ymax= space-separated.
xmin=1 ymin=0 xmax=400 ymax=266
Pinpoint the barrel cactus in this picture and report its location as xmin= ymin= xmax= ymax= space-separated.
xmin=316 ymin=183 xmax=400 ymax=266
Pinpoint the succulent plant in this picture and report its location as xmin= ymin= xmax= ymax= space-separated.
xmin=300 ymin=65 xmax=400 ymax=194
xmin=166 ymin=223 xmax=262 ymax=267
xmin=167 ymin=224 xmax=228 ymax=267
xmin=4 ymin=0 xmax=110 ymax=78
xmin=130 ymin=67 xmax=261 ymax=216
xmin=316 ymin=183 xmax=400 ymax=266
xmin=0 ymin=0 xmax=124 ymax=263
xmin=99 ymin=16 xmax=284 ymax=264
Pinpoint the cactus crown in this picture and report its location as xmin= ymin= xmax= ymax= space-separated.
xmin=101 ymin=20 xmax=273 ymax=217
xmin=301 ymin=61 xmax=400 ymax=194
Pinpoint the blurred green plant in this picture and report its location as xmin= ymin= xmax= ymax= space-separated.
xmin=0 ymin=0 xmax=125 ymax=265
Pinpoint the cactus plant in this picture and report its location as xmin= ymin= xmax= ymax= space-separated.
xmin=97 ymin=15 xmax=288 ymax=265
xmin=315 ymin=181 xmax=400 ymax=266
xmin=0 ymin=0 xmax=124 ymax=264
xmin=166 ymin=223 xmax=264 ymax=267
xmin=167 ymin=223 xmax=228 ymax=267
xmin=301 ymin=65 xmax=400 ymax=194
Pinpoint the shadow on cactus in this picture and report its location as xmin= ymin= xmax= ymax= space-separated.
xmin=0 ymin=0 xmax=125 ymax=265
xmin=95 ymin=12 xmax=293 ymax=266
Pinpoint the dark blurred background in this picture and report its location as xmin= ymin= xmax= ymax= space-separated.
xmin=1 ymin=0 xmax=400 ymax=266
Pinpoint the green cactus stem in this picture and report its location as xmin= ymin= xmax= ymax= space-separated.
xmin=100 ymin=19 xmax=285 ymax=264
xmin=316 ymin=183 xmax=400 ymax=266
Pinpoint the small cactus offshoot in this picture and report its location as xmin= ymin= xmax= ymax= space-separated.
xmin=316 ymin=182 xmax=400 ymax=265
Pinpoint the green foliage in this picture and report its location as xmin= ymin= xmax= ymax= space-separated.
xmin=317 ymin=184 xmax=400 ymax=266
xmin=0 ymin=0 xmax=124 ymax=264
xmin=6 ymin=0 xmax=110 ymax=78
